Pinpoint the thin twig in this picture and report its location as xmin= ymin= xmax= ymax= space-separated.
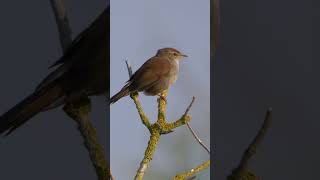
xmin=186 ymin=122 xmax=210 ymax=154
xmin=183 ymin=96 xmax=196 ymax=117
xmin=182 ymin=97 xmax=210 ymax=154
xmin=125 ymin=60 xmax=133 ymax=77
xmin=173 ymin=160 xmax=210 ymax=180
xmin=171 ymin=97 xmax=210 ymax=179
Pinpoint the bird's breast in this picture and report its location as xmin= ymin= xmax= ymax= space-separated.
xmin=168 ymin=59 xmax=179 ymax=85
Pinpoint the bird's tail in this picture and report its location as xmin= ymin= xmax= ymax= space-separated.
xmin=109 ymin=86 xmax=130 ymax=104
xmin=0 ymin=81 xmax=64 ymax=136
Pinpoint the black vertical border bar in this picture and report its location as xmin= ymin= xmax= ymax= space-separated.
xmin=210 ymin=0 xmax=219 ymax=177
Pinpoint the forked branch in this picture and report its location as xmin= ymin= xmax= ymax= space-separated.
xmin=125 ymin=61 xmax=209 ymax=180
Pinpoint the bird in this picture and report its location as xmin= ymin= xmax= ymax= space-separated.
xmin=109 ymin=48 xmax=187 ymax=104
xmin=0 ymin=7 xmax=109 ymax=136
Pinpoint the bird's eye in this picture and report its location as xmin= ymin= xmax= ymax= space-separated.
xmin=173 ymin=53 xmax=178 ymax=56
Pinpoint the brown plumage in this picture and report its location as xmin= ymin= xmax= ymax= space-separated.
xmin=110 ymin=48 xmax=187 ymax=104
xmin=0 ymin=7 xmax=109 ymax=136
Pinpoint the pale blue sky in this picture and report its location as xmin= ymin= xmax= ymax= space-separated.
xmin=110 ymin=0 xmax=210 ymax=179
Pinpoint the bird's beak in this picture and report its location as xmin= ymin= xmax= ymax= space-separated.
xmin=181 ymin=54 xmax=188 ymax=58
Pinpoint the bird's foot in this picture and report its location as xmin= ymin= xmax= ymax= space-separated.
xmin=158 ymin=94 xmax=167 ymax=104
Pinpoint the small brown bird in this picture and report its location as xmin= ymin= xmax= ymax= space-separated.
xmin=109 ymin=48 xmax=187 ymax=104
xmin=0 ymin=7 xmax=109 ymax=135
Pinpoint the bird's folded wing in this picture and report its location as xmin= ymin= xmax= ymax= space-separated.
xmin=129 ymin=57 xmax=171 ymax=91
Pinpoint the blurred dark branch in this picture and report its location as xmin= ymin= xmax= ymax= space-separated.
xmin=49 ymin=0 xmax=72 ymax=52
xmin=50 ymin=1 xmax=111 ymax=179
xmin=228 ymin=108 xmax=272 ymax=180
xmin=239 ymin=108 xmax=272 ymax=170
xmin=63 ymin=99 xmax=110 ymax=180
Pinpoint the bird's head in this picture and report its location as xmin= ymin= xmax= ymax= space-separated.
xmin=156 ymin=48 xmax=188 ymax=61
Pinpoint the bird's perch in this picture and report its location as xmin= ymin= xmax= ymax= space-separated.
xmin=132 ymin=91 xmax=194 ymax=180
xmin=125 ymin=61 xmax=209 ymax=180
xmin=49 ymin=1 xmax=111 ymax=179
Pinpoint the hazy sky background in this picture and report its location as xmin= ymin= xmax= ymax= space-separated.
xmin=110 ymin=0 xmax=210 ymax=179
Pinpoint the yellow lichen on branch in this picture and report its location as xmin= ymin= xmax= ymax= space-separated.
xmin=125 ymin=60 xmax=209 ymax=180
xmin=173 ymin=160 xmax=211 ymax=180
xmin=131 ymin=91 xmax=208 ymax=180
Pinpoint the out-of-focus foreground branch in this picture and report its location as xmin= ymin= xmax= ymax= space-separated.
xmin=228 ymin=108 xmax=272 ymax=180
xmin=49 ymin=1 xmax=111 ymax=179
xmin=49 ymin=0 xmax=72 ymax=52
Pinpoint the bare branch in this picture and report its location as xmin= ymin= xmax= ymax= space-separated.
xmin=181 ymin=96 xmax=210 ymax=154
xmin=186 ymin=122 xmax=210 ymax=154
xmin=125 ymin=60 xmax=133 ymax=77
xmin=49 ymin=0 xmax=72 ymax=52
xmin=230 ymin=108 xmax=272 ymax=179
xmin=183 ymin=96 xmax=196 ymax=117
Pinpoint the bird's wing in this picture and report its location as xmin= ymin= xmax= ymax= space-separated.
xmin=129 ymin=57 xmax=171 ymax=91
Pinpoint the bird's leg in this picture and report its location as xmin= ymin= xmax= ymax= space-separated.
xmin=158 ymin=93 xmax=167 ymax=104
